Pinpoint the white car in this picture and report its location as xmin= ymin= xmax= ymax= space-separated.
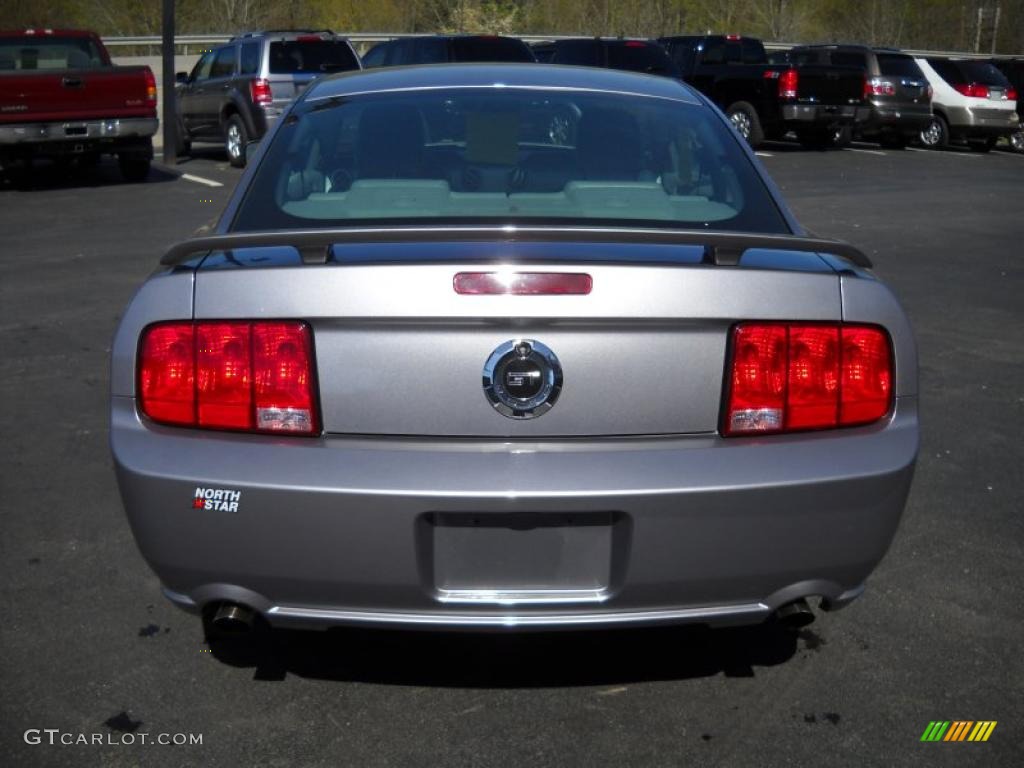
xmin=916 ymin=57 xmax=1019 ymax=150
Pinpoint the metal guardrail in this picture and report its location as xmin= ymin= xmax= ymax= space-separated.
xmin=100 ymin=33 xmax=1020 ymax=59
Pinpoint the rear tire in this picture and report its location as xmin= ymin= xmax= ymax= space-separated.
xmin=118 ymin=153 xmax=151 ymax=182
xmin=725 ymin=101 xmax=764 ymax=148
xmin=919 ymin=115 xmax=949 ymax=149
xmin=225 ymin=114 xmax=248 ymax=168
xmin=831 ymin=124 xmax=853 ymax=148
xmin=1011 ymin=130 xmax=1024 ymax=153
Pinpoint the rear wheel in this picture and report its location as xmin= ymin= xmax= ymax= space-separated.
xmin=224 ymin=114 xmax=248 ymax=168
xmin=830 ymin=124 xmax=853 ymax=148
xmin=725 ymin=101 xmax=764 ymax=148
xmin=919 ymin=115 xmax=949 ymax=149
xmin=1011 ymin=130 xmax=1024 ymax=153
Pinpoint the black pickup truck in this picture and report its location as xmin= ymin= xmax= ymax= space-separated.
xmin=658 ymin=35 xmax=868 ymax=148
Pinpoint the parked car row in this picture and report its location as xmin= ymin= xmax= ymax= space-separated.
xmin=169 ymin=30 xmax=1023 ymax=166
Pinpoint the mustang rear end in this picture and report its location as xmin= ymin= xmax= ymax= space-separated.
xmin=111 ymin=65 xmax=917 ymax=633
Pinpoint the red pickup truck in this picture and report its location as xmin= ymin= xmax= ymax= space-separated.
xmin=0 ymin=29 xmax=158 ymax=181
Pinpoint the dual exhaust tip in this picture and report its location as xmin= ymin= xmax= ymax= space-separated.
xmin=773 ymin=598 xmax=816 ymax=629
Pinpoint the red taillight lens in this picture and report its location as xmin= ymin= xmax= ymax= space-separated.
xmin=253 ymin=322 xmax=317 ymax=433
xmin=865 ymin=77 xmax=896 ymax=97
xmin=840 ymin=326 xmax=892 ymax=426
xmin=453 ymin=272 xmax=593 ymax=295
xmin=953 ymin=82 xmax=989 ymax=98
xmin=250 ymin=78 xmax=273 ymax=105
xmin=1007 ymin=87 xmax=1018 ymax=101
xmin=139 ymin=321 xmax=318 ymax=435
xmin=197 ymin=322 xmax=252 ymax=429
xmin=143 ymin=67 xmax=157 ymax=104
xmin=139 ymin=323 xmax=195 ymax=426
xmin=723 ymin=323 xmax=892 ymax=436
xmin=778 ymin=69 xmax=798 ymax=99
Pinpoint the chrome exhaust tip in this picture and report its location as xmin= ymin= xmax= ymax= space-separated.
xmin=773 ymin=598 xmax=815 ymax=629
xmin=210 ymin=603 xmax=256 ymax=634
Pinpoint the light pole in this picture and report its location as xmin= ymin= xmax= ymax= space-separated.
xmin=161 ymin=0 xmax=176 ymax=165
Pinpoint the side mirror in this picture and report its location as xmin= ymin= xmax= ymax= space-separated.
xmin=244 ymin=141 xmax=260 ymax=164
xmin=175 ymin=71 xmax=189 ymax=85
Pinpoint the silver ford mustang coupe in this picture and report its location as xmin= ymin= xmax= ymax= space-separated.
xmin=111 ymin=64 xmax=918 ymax=636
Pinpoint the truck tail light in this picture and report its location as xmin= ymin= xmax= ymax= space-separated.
xmin=143 ymin=67 xmax=157 ymax=105
xmin=865 ymin=77 xmax=895 ymax=97
xmin=1007 ymin=86 xmax=1018 ymax=101
xmin=723 ymin=323 xmax=892 ymax=436
xmin=953 ymin=82 xmax=989 ymax=98
xmin=250 ymin=78 xmax=273 ymax=105
xmin=139 ymin=321 xmax=318 ymax=435
xmin=778 ymin=68 xmax=799 ymax=100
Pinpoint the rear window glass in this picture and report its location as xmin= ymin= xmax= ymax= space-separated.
xmin=240 ymin=42 xmax=260 ymax=75
xmin=606 ymin=42 xmax=677 ymax=75
xmin=554 ymin=40 xmax=601 ymax=66
xmin=269 ymin=41 xmax=359 ymax=74
xmin=232 ymin=88 xmax=787 ymax=234
xmin=0 ymin=36 xmax=105 ymax=70
xmin=877 ymin=54 xmax=923 ymax=78
xmin=929 ymin=58 xmax=1010 ymax=86
xmin=831 ymin=51 xmax=868 ymax=69
xmin=449 ymin=37 xmax=534 ymax=63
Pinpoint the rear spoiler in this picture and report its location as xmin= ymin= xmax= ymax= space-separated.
xmin=159 ymin=226 xmax=872 ymax=269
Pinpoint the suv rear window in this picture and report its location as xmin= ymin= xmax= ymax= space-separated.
xmin=233 ymin=87 xmax=788 ymax=234
xmin=928 ymin=58 xmax=1010 ymax=86
xmin=877 ymin=54 xmax=923 ymax=78
xmin=606 ymin=42 xmax=677 ymax=75
xmin=449 ymin=37 xmax=534 ymax=63
xmin=269 ymin=40 xmax=359 ymax=74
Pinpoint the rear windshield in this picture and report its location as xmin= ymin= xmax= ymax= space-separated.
xmin=0 ymin=36 xmax=106 ymax=70
xmin=606 ymin=42 xmax=678 ymax=76
xmin=232 ymin=88 xmax=787 ymax=234
xmin=449 ymin=37 xmax=535 ymax=63
xmin=928 ymin=58 xmax=1010 ymax=86
xmin=877 ymin=54 xmax=924 ymax=79
xmin=268 ymin=40 xmax=359 ymax=75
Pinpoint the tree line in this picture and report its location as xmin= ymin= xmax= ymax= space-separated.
xmin=4 ymin=0 xmax=1022 ymax=54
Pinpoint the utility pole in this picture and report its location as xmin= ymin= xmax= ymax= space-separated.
xmin=161 ymin=0 xmax=176 ymax=165
xmin=991 ymin=3 xmax=1001 ymax=54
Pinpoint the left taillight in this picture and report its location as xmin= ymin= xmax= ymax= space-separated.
xmin=250 ymin=78 xmax=273 ymax=106
xmin=722 ymin=322 xmax=892 ymax=437
xmin=139 ymin=321 xmax=318 ymax=435
xmin=144 ymin=67 xmax=157 ymax=105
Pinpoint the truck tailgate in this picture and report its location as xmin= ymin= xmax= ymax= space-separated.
xmin=0 ymin=67 xmax=154 ymax=123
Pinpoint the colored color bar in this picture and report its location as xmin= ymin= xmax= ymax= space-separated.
xmin=980 ymin=721 xmax=997 ymax=742
xmin=920 ymin=722 xmax=938 ymax=741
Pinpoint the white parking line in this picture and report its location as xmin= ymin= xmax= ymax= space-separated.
xmin=905 ymin=147 xmax=979 ymax=157
xmin=181 ymin=173 xmax=224 ymax=188
xmin=755 ymin=151 xmax=774 ymax=157
xmin=843 ymin=148 xmax=888 ymax=156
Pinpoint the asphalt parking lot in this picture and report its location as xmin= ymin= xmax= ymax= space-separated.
xmin=1 ymin=141 xmax=1022 ymax=768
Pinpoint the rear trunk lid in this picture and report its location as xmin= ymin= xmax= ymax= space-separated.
xmin=192 ymin=241 xmax=841 ymax=437
xmin=0 ymin=67 xmax=154 ymax=123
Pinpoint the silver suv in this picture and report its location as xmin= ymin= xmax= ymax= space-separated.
xmin=174 ymin=30 xmax=361 ymax=167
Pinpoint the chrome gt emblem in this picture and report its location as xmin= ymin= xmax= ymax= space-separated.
xmin=482 ymin=340 xmax=562 ymax=419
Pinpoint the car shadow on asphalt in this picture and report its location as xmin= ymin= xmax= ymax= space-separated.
xmin=207 ymin=621 xmax=805 ymax=686
xmin=1 ymin=158 xmax=177 ymax=191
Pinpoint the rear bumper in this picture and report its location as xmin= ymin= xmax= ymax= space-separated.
xmin=0 ymin=117 xmax=158 ymax=145
xmin=943 ymin=105 xmax=1020 ymax=135
xmin=860 ymin=103 xmax=932 ymax=134
xmin=781 ymin=104 xmax=871 ymax=125
xmin=112 ymin=396 xmax=918 ymax=630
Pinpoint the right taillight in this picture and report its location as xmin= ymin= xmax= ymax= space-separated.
xmin=953 ymin=82 xmax=989 ymax=98
xmin=723 ymin=322 xmax=892 ymax=436
xmin=778 ymin=68 xmax=799 ymax=100
xmin=250 ymin=78 xmax=273 ymax=105
xmin=139 ymin=320 xmax=318 ymax=435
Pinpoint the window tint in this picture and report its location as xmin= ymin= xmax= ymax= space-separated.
xmin=876 ymin=54 xmax=923 ymax=79
xmin=240 ymin=42 xmax=260 ymax=75
xmin=741 ymin=39 xmax=766 ymax=64
xmin=0 ymin=36 xmax=105 ymax=70
xmin=927 ymin=58 xmax=960 ymax=84
xmin=554 ymin=40 xmax=601 ymax=66
xmin=831 ymin=51 xmax=867 ymax=69
xmin=191 ymin=51 xmax=214 ymax=81
xmin=606 ymin=42 xmax=676 ymax=75
xmin=209 ymin=46 xmax=236 ymax=79
xmin=663 ymin=38 xmax=699 ymax=73
xmin=233 ymin=88 xmax=789 ymax=235
xmin=788 ymin=49 xmax=821 ymax=66
xmin=449 ymin=37 xmax=534 ymax=62
xmin=952 ymin=60 xmax=1011 ymax=85
xmin=268 ymin=40 xmax=359 ymax=74
xmin=701 ymin=40 xmax=725 ymax=65
xmin=361 ymin=42 xmax=389 ymax=68
xmin=413 ymin=38 xmax=448 ymax=64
